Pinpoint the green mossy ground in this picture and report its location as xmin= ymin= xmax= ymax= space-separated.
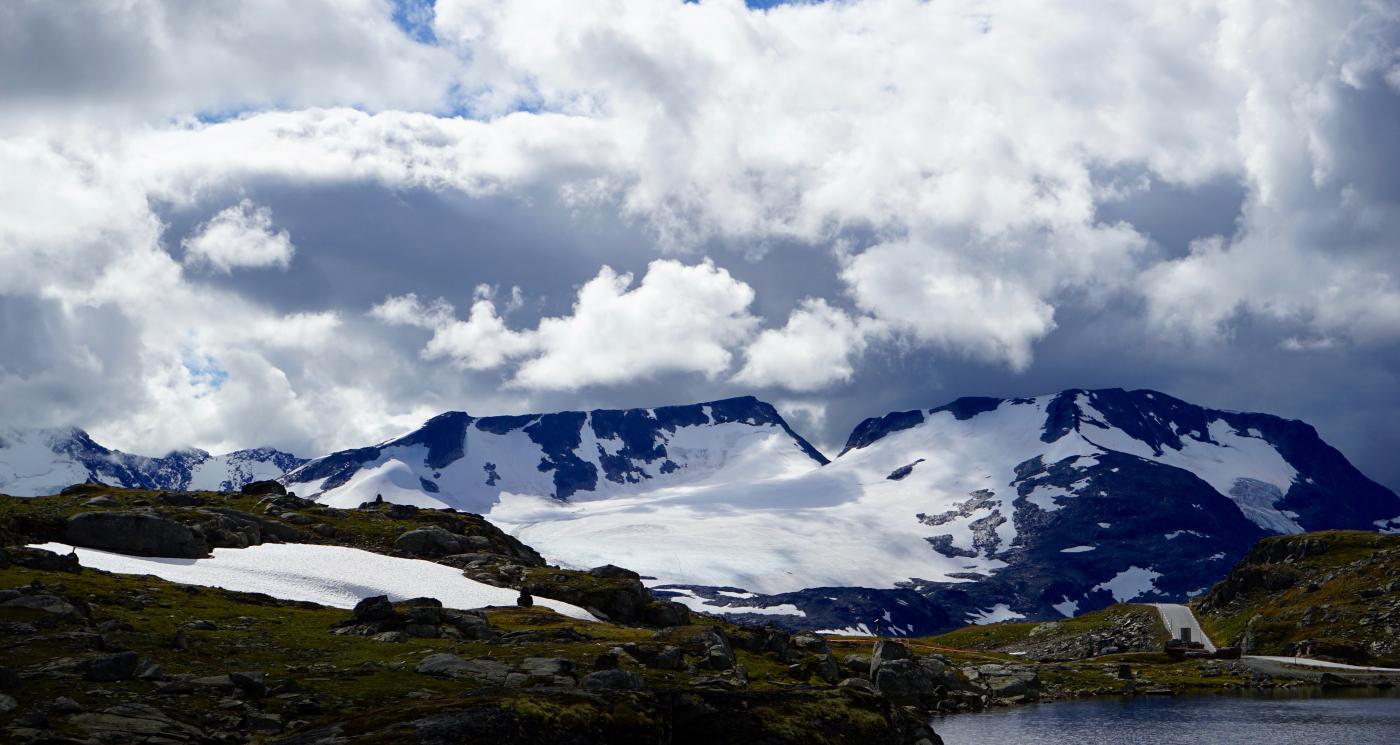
xmin=1194 ymin=531 xmax=1400 ymax=666
xmin=4 ymin=489 xmax=1395 ymax=743
xmin=0 ymin=486 xmax=517 ymax=557
xmin=921 ymin=603 xmax=1165 ymax=652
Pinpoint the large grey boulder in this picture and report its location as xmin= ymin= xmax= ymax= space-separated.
xmin=694 ymin=627 xmax=736 ymax=670
xmin=83 ymin=652 xmax=141 ymax=682
xmin=582 ymin=669 xmax=645 ymax=690
xmin=68 ymin=703 xmax=208 ymax=742
xmin=241 ymin=480 xmax=287 ymax=496
xmin=518 ymin=658 xmax=574 ymax=677
xmin=873 ymin=659 xmax=938 ymax=704
xmin=415 ymin=654 xmax=510 ymax=684
xmin=869 ymin=639 xmax=911 ymax=679
xmin=64 ymin=512 xmax=209 ymax=558
xmin=393 ymin=526 xmax=483 ymax=557
xmin=968 ymin=663 xmax=1040 ymax=698
xmin=1 ymin=593 xmax=79 ymax=616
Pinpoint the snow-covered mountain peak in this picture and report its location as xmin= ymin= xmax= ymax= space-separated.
xmin=495 ymin=388 xmax=1396 ymax=634
xmin=0 ymin=426 xmax=305 ymax=497
xmin=281 ymin=396 xmax=829 ymax=512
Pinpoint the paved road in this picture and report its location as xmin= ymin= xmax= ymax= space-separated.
xmin=1247 ymin=655 xmax=1400 ymax=673
xmin=1149 ymin=603 xmax=1216 ymax=651
xmin=1149 ymin=604 xmax=1400 ymax=676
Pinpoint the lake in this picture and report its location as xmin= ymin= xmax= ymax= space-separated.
xmin=932 ymin=690 xmax=1400 ymax=744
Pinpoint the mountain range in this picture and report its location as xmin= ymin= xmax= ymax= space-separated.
xmin=0 ymin=427 xmax=304 ymax=497
xmin=5 ymin=389 xmax=1397 ymax=635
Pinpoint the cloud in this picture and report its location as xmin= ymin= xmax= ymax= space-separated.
xmin=182 ymin=200 xmax=295 ymax=272
xmin=371 ymin=292 xmax=534 ymax=371
xmin=517 ymin=259 xmax=758 ymax=390
xmin=376 ymin=259 xmax=760 ymax=391
xmin=841 ymin=242 xmax=1058 ymax=371
xmin=0 ymin=0 xmax=461 ymax=132
xmin=1 ymin=0 xmax=1399 ymax=492
xmin=734 ymin=299 xmax=877 ymax=391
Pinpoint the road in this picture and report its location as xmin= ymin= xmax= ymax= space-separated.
xmin=1149 ymin=603 xmax=1400 ymax=677
xmin=1246 ymin=656 xmax=1400 ymax=673
xmin=1149 ymin=603 xmax=1216 ymax=652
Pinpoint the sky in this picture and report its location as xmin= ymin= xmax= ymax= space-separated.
xmin=1 ymin=0 xmax=1399 ymax=491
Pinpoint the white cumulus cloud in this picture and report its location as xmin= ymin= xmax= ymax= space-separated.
xmin=734 ymin=299 xmax=878 ymax=391
xmin=182 ymin=200 xmax=295 ymax=272
xmin=375 ymin=259 xmax=760 ymax=391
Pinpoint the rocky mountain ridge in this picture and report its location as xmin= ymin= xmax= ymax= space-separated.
xmin=4 ymin=388 xmax=1396 ymax=637
xmin=0 ymin=427 xmax=304 ymax=498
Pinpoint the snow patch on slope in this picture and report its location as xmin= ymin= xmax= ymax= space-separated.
xmin=1091 ymin=565 xmax=1162 ymax=603
xmin=31 ymin=542 xmax=597 ymax=622
xmin=660 ymin=588 xmax=807 ymax=618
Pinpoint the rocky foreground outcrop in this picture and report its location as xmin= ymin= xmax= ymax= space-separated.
xmin=1196 ymin=530 xmax=1400 ymax=665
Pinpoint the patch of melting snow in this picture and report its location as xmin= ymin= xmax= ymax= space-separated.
xmin=816 ymin=623 xmax=873 ymax=636
xmin=30 ymin=542 xmax=598 ymax=621
xmin=1091 ymin=565 xmax=1162 ymax=603
xmin=659 ymin=587 xmax=806 ymax=617
xmin=967 ymin=603 xmax=1025 ymax=624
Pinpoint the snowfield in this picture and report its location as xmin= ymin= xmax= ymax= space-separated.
xmin=30 ymin=542 xmax=597 ymax=622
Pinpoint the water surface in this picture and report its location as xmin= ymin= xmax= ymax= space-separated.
xmin=933 ymin=690 xmax=1400 ymax=744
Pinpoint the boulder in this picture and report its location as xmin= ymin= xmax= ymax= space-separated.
xmin=1 ymin=593 xmax=79 ymax=616
xmin=620 ymin=643 xmax=685 ymax=671
xmin=352 ymin=595 xmax=396 ymax=622
xmin=68 ymin=703 xmax=207 ymax=742
xmin=156 ymin=491 xmax=205 ymax=507
xmin=83 ymin=495 xmax=119 ymax=507
xmin=791 ymin=632 xmax=832 ymax=656
xmin=588 ymin=564 xmax=642 ymax=581
xmin=241 ymin=480 xmax=287 ymax=496
xmin=970 ymin=664 xmax=1040 ymax=698
xmin=50 ymin=696 xmax=84 ymax=714
xmin=83 ymin=651 xmax=140 ymax=682
xmin=0 ymin=694 xmax=16 ymax=713
xmin=873 ymin=659 xmax=939 ymax=704
xmin=842 ymin=654 xmax=872 ymax=677
xmin=230 ymin=670 xmax=268 ymax=697
xmin=690 ymin=627 xmax=736 ymax=670
xmin=837 ymin=677 xmax=877 ymax=693
xmin=394 ymin=526 xmax=473 ymax=557
xmin=643 ymin=600 xmax=692 ymax=627
xmin=415 ymin=654 xmax=510 ymax=684
xmin=64 ymin=511 xmax=209 ymax=558
xmin=869 ymin=639 xmax=911 ymax=679
xmin=582 ymin=669 xmax=645 ymax=690
xmin=518 ymin=657 xmax=574 ymax=678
